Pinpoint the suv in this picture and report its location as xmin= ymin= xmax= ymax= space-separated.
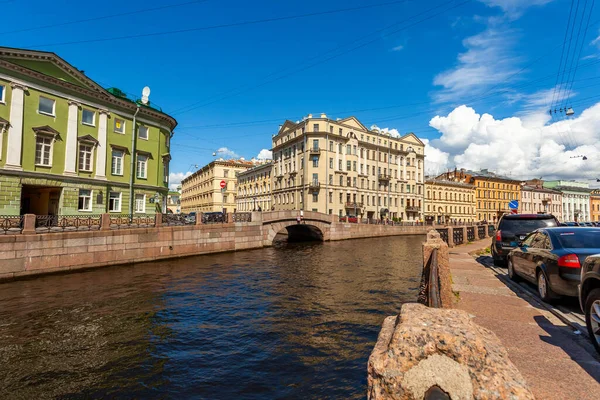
xmin=580 ymin=254 xmax=600 ymax=354
xmin=492 ymin=214 xmax=559 ymax=266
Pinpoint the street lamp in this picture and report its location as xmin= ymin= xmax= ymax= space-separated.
xmin=129 ymin=86 xmax=150 ymax=218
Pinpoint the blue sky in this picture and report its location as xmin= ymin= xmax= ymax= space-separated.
xmin=3 ymin=0 xmax=600 ymax=186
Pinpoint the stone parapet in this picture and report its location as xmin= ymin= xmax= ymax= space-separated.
xmin=368 ymin=303 xmax=534 ymax=400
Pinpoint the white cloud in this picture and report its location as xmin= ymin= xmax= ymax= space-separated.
xmin=478 ymin=0 xmax=554 ymax=18
xmin=168 ymin=171 xmax=192 ymax=191
xmin=370 ymin=125 xmax=401 ymax=138
xmin=256 ymin=149 xmax=273 ymax=160
xmin=425 ymin=103 xmax=600 ymax=181
xmin=423 ymin=138 xmax=450 ymax=176
xmin=216 ymin=147 xmax=239 ymax=159
xmin=391 ymin=45 xmax=404 ymax=52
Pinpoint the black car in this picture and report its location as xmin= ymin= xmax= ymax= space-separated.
xmin=579 ymin=254 xmax=600 ymax=354
xmin=508 ymin=228 xmax=600 ymax=303
xmin=492 ymin=214 xmax=559 ymax=266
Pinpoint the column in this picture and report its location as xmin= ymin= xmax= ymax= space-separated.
xmin=63 ymin=100 xmax=79 ymax=176
xmin=95 ymin=109 xmax=109 ymax=179
xmin=4 ymin=83 xmax=27 ymax=170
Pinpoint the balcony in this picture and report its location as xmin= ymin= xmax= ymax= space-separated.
xmin=309 ymin=147 xmax=322 ymax=155
xmin=308 ymin=181 xmax=321 ymax=192
xmin=345 ymin=202 xmax=363 ymax=209
xmin=542 ymin=197 xmax=552 ymax=204
xmin=406 ymin=206 xmax=421 ymax=213
xmin=378 ymin=174 xmax=391 ymax=182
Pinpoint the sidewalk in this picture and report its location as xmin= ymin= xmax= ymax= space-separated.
xmin=448 ymin=238 xmax=600 ymax=400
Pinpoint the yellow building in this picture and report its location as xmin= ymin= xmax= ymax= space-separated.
xmin=591 ymin=189 xmax=600 ymax=222
xmin=236 ymin=162 xmax=273 ymax=211
xmin=425 ymin=177 xmax=476 ymax=224
xmin=180 ymin=159 xmax=254 ymax=213
xmin=271 ymin=114 xmax=426 ymax=221
xmin=466 ymin=169 xmax=521 ymax=222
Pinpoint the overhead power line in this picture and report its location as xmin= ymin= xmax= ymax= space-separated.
xmin=28 ymin=0 xmax=412 ymax=48
xmin=0 ymin=0 xmax=211 ymax=36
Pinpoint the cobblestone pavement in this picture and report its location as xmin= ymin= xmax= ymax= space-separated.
xmin=449 ymin=238 xmax=600 ymax=400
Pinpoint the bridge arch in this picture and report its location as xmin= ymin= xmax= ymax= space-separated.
xmin=262 ymin=211 xmax=332 ymax=246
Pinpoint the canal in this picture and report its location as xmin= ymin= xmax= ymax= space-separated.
xmin=0 ymin=235 xmax=425 ymax=399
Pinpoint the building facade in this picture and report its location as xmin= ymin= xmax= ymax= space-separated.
xmin=180 ymin=159 xmax=254 ymax=213
xmin=236 ymin=162 xmax=272 ymax=212
xmin=166 ymin=191 xmax=181 ymax=214
xmin=425 ymin=176 xmax=476 ymax=224
xmin=591 ymin=189 xmax=600 ymax=222
xmin=464 ymin=170 xmax=521 ymax=222
xmin=544 ymin=180 xmax=591 ymax=222
xmin=520 ymin=184 xmax=562 ymax=216
xmin=0 ymin=47 xmax=176 ymax=216
xmin=271 ymin=114 xmax=425 ymax=221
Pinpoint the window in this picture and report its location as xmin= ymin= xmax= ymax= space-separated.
xmin=353 ymin=161 xmax=357 ymax=171
xmin=346 ymin=144 xmax=351 ymax=154
xmin=38 ymin=96 xmax=55 ymax=116
xmin=82 ymin=109 xmax=95 ymax=126
xmin=135 ymin=194 xmax=146 ymax=213
xmin=224 ymin=169 xmax=229 ymax=177
xmin=111 ymin=149 xmax=124 ymax=175
xmin=137 ymin=154 xmax=148 ymax=179
xmin=313 ymin=124 xmax=319 ymax=132
xmin=329 ymin=158 xmax=333 ymax=169
xmin=338 ymin=160 xmax=342 ymax=170
xmin=312 ymin=139 xmax=319 ymax=150
xmin=78 ymin=189 xmax=92 ymax=211
xmin=346 ymin=161 xmax=351 ymax=171
xmin=312 ymin=193 xmax=318 ymax=202
xmin=138 ymin=126 xmax=149 ymax=140
xmin=114 ymin=118 xmax=125 ymax=133
xmin=78 ymin=144 xmax=93 ymax=171
xmin=109 ymin=192 xmax=121 ymax=212
xmin=33 ymin=135 xmax=54 ymax=166
xmin=0 ymin=84 xmax=4 ymax=103
xmin=312 ymin=156 xmax=318 ymax=167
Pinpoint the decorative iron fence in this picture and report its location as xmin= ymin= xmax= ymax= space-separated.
xmin=436 ymin=228 xmax=449 ymax=244
xmin=35 ymin=215 xmax=102 ymax=233
xmin=488 ymin=224 xmax=496 ymax=236
xmin=109 ymin=214 xmax=156 ymax=229
xmin=453 ymin=228 xmax=464 ymax=245
xmin=232 ymin=212 xmax=252 ymax=223
xmin=467 ymin=226 xmax=475 ymax=242
xmin=478 ymin=226 xmax=486 ymax=239
xmin=162 ymin=213 xmax=195 ymax=226
xmin=0 ymin=215 xmax=23 ymax=235
xmin=203 ymin=212 xmax=225 ymax=224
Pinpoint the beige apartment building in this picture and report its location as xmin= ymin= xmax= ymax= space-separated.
xmin=236 ymin=162 xmax=273 ymax=212
xmin=271 ymin=114 xmax=425 ymax=221
xmin=180 ymin=159 xmax=254 ymax=213
xmin=425 ymin=178 xmax=476 ymax=224
xmin=520 ymin=183 xmax=562 ymax=216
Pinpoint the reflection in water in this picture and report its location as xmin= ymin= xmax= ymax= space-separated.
xmin=0 ymin=235 xmax=424 ymax=399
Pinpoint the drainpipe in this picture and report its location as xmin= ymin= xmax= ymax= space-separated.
xmin=129 ymin=105 xmax=140 ymax=218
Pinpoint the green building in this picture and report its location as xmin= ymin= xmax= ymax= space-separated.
xmin=0 ymin=47 xmax=177 ymax=216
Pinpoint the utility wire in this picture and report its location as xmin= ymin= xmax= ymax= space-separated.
xmin=555 ymin=0 xmax=580 ymax=113
xmin=550 ymin=0 xmax=575 ymax=108
xmin=558 ymin=0 xmax=587 ymax=109
xmin=0 ymin=0 xmax=211 ymax=35
xmin=28 ymin=0 xmax=411 ymax=48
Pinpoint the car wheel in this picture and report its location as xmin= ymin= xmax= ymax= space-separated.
xmin=584 ymin=288 xmax=600 ymax=355
xmin=537 ymin=271 xmax=557 ymax=303
xmin=507 ymin=258 xmax=520 ymax=282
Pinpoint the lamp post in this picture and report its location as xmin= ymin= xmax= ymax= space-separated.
xmin=129 ymin=86 xmax=150 ymax=219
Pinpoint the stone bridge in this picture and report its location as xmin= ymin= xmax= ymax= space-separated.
xmin=261 ymin=210 xmax=335 ymax=245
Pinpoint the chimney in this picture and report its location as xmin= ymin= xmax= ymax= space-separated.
xmin=307 ymin=113 xmax=313 ymax=118
xmin=320 ymin=113 xmax=327 ymax=118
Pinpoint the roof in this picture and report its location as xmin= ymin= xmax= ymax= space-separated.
xmin=551 ymin=186 xmax=592 ymax=194
xmin=0 ymin=46 xmax=177 ymax=130
xmin=464 ymin=169 xmax=520 ymax=182
xmin=521 ymin=185 xmax=561 ymax=194
xmin=425 ymin=179 xmax=475 ymax=189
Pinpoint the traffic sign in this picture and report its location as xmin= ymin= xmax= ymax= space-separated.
xmin=509 ymin=200 xmax=519 ymax=210
xmin=220 ymin=180 xmax=226 ymax=189
xmin=511 ymin=209 xmax=518 ymax=214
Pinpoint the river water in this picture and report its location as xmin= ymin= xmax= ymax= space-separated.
xmin=0 ymin=235 xmax=424 ymax=399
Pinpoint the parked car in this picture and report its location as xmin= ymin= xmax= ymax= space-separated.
xmin=508 ymin=227 xmax=600 ymax=303
xmin=339 ymin=215 xmax=358 ymax=223
xmin=492 ymin=214 xmax=559 ymax=266
xmin=579 ymin=253 xmax=600 ymax=354
xmin=185 ymin=212 xmax=196 ymax=224
xmin=564 ymin=221 xmax=580 ymax=226
xmin=202 ymin=211 xmax=225 ymax=223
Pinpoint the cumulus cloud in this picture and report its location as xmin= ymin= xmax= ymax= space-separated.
xmin=425 ymin=103 xmax=600 ymax=182
xmin=168 ymin=171 xmax=192 ymax=191
xmin=370 ymin=125 xmax=401 ymax=138
xmin=256 ymin=149 xmax=273 ymax=160
xmin=215 ymin=147 xmax=239 ymax=159
xmin=423 ymin=138 xmax=450 ymax=176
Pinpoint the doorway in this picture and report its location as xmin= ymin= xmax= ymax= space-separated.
xmin=21 ymin=185 xmax=62 ymax=215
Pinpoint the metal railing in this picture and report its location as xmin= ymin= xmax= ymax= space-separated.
xmin=162 ymin=213 xmax=195 ymax=226
xmin=453 ymin=228 xmax=464 ymax=245
xmin=232 ymin=212 xmax=252 ymax=223
xmin=428 ymin=248 xmax=441 ymax=308
xmin=467 ymin=226 xmax=475 ymax=241
xmin=0 ymin=215 xmax=23 ymax=235
xmin=478 ymin=226 xmax=486 ymax=239
xmin=35 ymin=215 xmax=102 ymax=233
xmin=109 ymin=214 xmax=156 ymax=229
xmin=203 ymin=213 xmax=226 ymax=224
xmin=436 ymin=228 xmax=449 ymax=243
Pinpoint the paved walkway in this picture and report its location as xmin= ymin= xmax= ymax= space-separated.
xmin=449 ymin=238 xmax=600 ymax=400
